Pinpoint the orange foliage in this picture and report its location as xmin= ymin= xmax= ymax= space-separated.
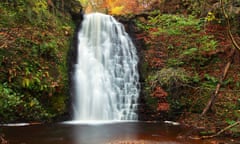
xmin=151 ymin=86 xmax=167 ymax=98
xmin=84 ymin=0 xmax=148 ymax=15
xmin=144 ymin=48 xmax=165 ymax=68
xmin=157 ymin=103 xmax=169 ymax=111
xmin=151 ymin=86 xmax=169 ymax=111
xmin=103 ymin=0 xmax=140 ymax=15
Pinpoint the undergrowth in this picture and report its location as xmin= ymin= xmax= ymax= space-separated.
xmin=0 ymin=1 xmax=74 ymax=122
xmin=136 ymin=11 xmax=240 ymax=133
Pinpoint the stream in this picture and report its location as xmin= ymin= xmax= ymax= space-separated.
xmin=1 ymin=121 xmax=235 ymax=144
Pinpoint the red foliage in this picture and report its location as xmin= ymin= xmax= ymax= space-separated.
xmin=144 ymin=47 xmax=166 ymax=69
xmin=151 ymin=86 xmax=168 ymax=98
xmin=148 ymin=57 xmax=164 ymax=68
xmin=201 ymin=24 xmax=238 ymax=58
xmin=151 ymin=86 xmax=169 ymax=111
xmin=135 ymin=33 xmax=146 ymax=40
xmin=157 ymin=103 xmax=169 ymax=111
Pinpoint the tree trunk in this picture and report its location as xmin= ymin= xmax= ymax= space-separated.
xmin=201 ymin=50 xmax=234 ymax=116
xmin=201 ymin=0 xmax=240 ymax=116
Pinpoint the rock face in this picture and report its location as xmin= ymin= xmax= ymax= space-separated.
xmin=67 ymin=6 xmax=84 ymax=120
xmin=65 ymin=0 xmax=84 ymax=25
xmin=46 ymin=0 xmax=83 ymax=25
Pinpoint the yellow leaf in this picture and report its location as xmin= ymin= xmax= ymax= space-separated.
xmin=30 ymin=100 xmax=35 ymax=107
xmin=110 ymin=6 xmax=124 ymax=15
xmin=22 ymin=78 xmax=30 ymax=88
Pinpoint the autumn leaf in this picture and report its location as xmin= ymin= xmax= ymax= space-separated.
xmin=30 ymin=100 xmax=35 ymax=107
xmin=110 ymin=6 xmax=124 ymax=15
xmin=22 ymin=78 xmax=30 ymax=88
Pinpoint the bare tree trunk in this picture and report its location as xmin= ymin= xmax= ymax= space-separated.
xmin=201 ymin=49 xmax=235 ymax=116
xmin=201 ymin=0 xmax=240 ymax=116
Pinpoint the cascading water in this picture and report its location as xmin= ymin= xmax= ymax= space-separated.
xmin=72 ymin=13 xmax=140 ymax=121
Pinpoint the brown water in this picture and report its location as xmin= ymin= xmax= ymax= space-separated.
xmin=0 ymin=122 xmax=236 ymax=144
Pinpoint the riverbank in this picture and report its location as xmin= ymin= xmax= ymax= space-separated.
xmin=123 ymin=8 xmax=240 ymax=138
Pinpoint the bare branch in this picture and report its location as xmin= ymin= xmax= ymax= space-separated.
xmin=201 ymin=121 xmax=240 ymax=139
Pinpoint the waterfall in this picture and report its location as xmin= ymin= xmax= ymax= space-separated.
xmin=72 ymin=13 xmax=140 ymax=121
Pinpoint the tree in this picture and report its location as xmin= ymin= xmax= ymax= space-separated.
xmin=76 ymin=0 xmax=160 ymax=15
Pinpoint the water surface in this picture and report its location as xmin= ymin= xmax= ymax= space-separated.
xmin=0 ymin=122 xmax=225 ymax=144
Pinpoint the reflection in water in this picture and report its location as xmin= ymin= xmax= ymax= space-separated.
xmin=72 ymin=122 xmax=140 ymax=144
xmin=1 ymin=122 xmax=217 ymax=144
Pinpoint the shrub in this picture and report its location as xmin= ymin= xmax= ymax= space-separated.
xmin=0 ymin=83 xmax=53 ymax=123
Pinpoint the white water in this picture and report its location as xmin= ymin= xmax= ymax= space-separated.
xmin=73 ymin=13 xmax=139 ymax=121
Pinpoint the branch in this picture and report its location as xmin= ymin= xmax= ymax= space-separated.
xmin=201 ymin=121 xmax=240 ymax=139
xmin=201 ymin=48 xmax=235 ymax=116
xmin=201 ymin=0 xmax=240 ymax=116
xmin=0 ymin=134 xmax=8 ymax=144
xmin=220 ymin=0 xmax=240 ymax=51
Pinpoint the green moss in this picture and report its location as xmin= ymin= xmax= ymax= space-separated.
xmin=50 ymin=95 xmax=67 ymax=114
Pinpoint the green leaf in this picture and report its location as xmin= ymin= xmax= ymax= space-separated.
xmin=226 ymin=119 xmax=236 ymax=125
xmin=22 ymin=78 xmax=30 ymax=88
xmin=183 ymin=47 xmax=198 ymax=55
